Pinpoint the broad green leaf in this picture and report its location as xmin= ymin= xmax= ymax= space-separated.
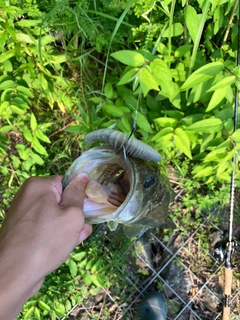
xmin=3 ymin=60 xmax=13 ymax=72
xmin=206 ymin=86 xmax=228 ymax=112
xmin=204 ymin=149 xmax=226 ymax=162
xmin=50 ymin=54 xmax=67 ymax=64
xmin=0 ymin=50 xmax=15 ymax=63
xmin=232 ymin=129 xmax=240 ymax=142
xmin=91 ymin=274 xmax=103 ymax=287
xmin=117 ymin=117 xmax=131 ymax=134
xmin=31 ymin=153 xmax=44 ymax=165
xmin=54 ymin=308 xmax=66 ymax=318
xmin=187 ymin=118 xmax=223 ymax=133
xmin=89 ymin=97 xmax=103 ymax=104
xmin=32 ymin=137 xmax=47 ymax=155
xmin=104 ymin=82 xmax=113 ymax=99
xmin=36 ymin=130 xmax=50 ymax=143
xmin=0 ymin=80 xmax=14 ymax=90
xmin=30 ymin=113 xmax=37 ymax=132
xmin=154 ymin=133 xmax=173 ymax=147
xmin=136 ymin=112 xmax=153 ymax=133
xmin=72 ymin=251 xmax=87 ymax=261
xmin=162 ymin=23 xmax=184 ymax=37
xmin=83 ymin=273 xmax=92 ymax=285
xmin=22 ymin=127 xmax=32 ymax=142
xmin=39 ymin=35 xmax=55 ymax=46
xmin=193 ymin=166 xmax=214 ymax=178
xmin=151 ymin=127 xmax=174 ymax=142
xmin=184 ymin=6 xmax=200 ymax=42
xmin=16 ymin=33 xmax=35 ymax=44
xmin=23 ymin=306 xmax=34 ymax=319
xmin=64 ymin=125 xmax=84 ymax=133
xmin=208 ymin=76 xmax=235 ymax=91
xmin=139 ymin=67 xmax=159 ymax=96
xmin=17 ymin=85 xmax=34 ymax=98
xmin=118 ymin=68 xmax=138 ymax=85
xmin=111 ymin=50 xmax=145 ymax=67
xmin=181 ymin=62 xmax=224 ymax=91
xmin=68 ymin=259 xmax=78 ymax=278
xmin=0 ymin=125 xmax=13 ymax=133
xmin=102 ymin=104 xmax=123 ymax=117
xmin=16 ymin=19 xmax=41 ymax=28
xmin=38 ymin=300 xmax=51 ymax=312
xmin=175 ymin=45 xmax=192 ymax=58
xmin=34 ymin=307 xmax=41 ymax=320
xmin=51 ymin=311 xmax=57 ymax=320
xmin=40 ymin=73 xmax=48 ymax=91
xmin=200 ymin=133 xmax=215 ymax=152
xmin=154 ymin=117 xmax=178 ymax=128
xmin=174 ymin=128 xmax=192 ymax=159
xmin=215 ymin=108 xmax=233 ymax=121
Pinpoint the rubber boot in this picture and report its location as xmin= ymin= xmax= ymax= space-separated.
xmin=135 ymin=292 xmax=167 ymax=320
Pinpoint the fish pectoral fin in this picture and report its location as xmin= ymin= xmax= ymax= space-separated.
xmin=123 ymin=224 xmax=146 ymax=239
xmin=107 ymin=220 xmax=118 ymax=231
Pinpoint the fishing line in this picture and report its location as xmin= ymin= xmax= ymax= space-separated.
xmin=221 ymin=3 xmax=240 ymax=319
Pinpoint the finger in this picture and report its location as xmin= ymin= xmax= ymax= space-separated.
xmin=60 ymin=172 xmax=89 ymax=209
xmin=78 ymin=223 xmax=93 ymax=244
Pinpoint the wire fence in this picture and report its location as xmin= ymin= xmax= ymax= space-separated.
xmin=63 ymin=204 xmax=240 ymax=320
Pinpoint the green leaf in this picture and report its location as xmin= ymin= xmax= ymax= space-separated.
xmin=91 ymin=274 xmax=103 ymax=287
xmin=232 ymin=129 xmax=240 ymax=142
xmin=89 ymin=97 xmax=103 ymax=104
xmin=31 ymin=153 xmax=44 ymax=165
xmin=193 ymin=166 xmax=214 ymax=178
xmin=35 ymin=130 xmax=50 ymax=143
xmin=0 ymin=50 xmax=15 ymax=63
xmin=34 ymin=307 xmax=41 ymax=320
xmin=111 ymin=50 xmax=145 ymax=67
xmin=38 ymin=300 xmax=51 ymax=312
xmin=64 ymin=125 xmax=84 ymax=133
xmin=32 ymin=137 xmax=47 ymax=155
xmin=181 ymin=62 xmax=224 ymax=91
xmin=54 ymin=308 xmax=66 ymax=318
xmin=68 ymin=259 xmax=78 ymax=278
xmin=0 ymin=125 xmax=13 ymax=133
xmin=72 ymin=251 xmax=87 ymax=261
xmin=136 ymin=112 xmax=153 ymax=133
xmin=30 ymin=113 xmax=38 ymax=132
xmin=0 ymin=80 xmax=15 ymax=90
xmin=104 ymin=82 xmax=113 ymax=98
xmin=151 ymin=127 xmax=174 ymax=142
xmin=162 ymin=23 xmax=184 ymax=37
xmin=187 ymin=118 xmax=223 ymax=133
xmin=184 ymin=6 xmax=200 ymax=42
xmin=207 ymin=76 xmax=236 ymax=91
xmin=22 ymin=127 xmax=33 ymax=142
xmin=154 ymin=117 xmax=178 ymax=128
xmin=102 ymin=104 xmax=123 ymax=117
xmin=139 ymin=67 xmax=159 ymax=96
xmin=40 ymin=73 xmax=48 ymax=91
xmin=17 ymin=85 xmax=34 ymax=98
xmin=16 ymin=32 xmax=35 ymax=44
xmin=174 ymin=128 xmax=192 ymax=159
xmin=83 ymin=273 xmax=92 ymax=285
xmin=175 ymin=45 xmax=192 ymax=58
xmin=23 ymin=306 xmax=34 ymax=319
xmin=118 ymin=68 xmax=138 ymax=85
xmin=200 ymin=133 xmax=215 ymax=152
xmin=206 ymin=87 xmax=228 ymax=112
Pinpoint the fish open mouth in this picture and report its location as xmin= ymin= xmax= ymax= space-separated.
xmin=63 ymin=147 xmax=132 ymax=218
xmin=84 ymin=164 xmax=130 ymax=215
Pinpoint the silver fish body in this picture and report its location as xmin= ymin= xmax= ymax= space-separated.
xmin=63 ymin=132 xmax=173 ymax=237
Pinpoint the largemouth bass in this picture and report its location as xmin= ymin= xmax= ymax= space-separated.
xmin=63 ymin=129 xmax=174 ymax=237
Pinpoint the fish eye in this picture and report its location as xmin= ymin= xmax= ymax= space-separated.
xmin=144 ymin=176 xmax=155 ymax=188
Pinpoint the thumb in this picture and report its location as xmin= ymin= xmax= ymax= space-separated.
xmin=60 ymin=172 xmax=89 ymax=209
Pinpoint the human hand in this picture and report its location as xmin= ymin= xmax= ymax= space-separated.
xmin=0 ymin=173 xmax=92 ymax=320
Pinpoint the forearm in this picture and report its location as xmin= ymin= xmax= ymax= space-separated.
xmin=0 ymin=244 xmax=43 ymax=320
